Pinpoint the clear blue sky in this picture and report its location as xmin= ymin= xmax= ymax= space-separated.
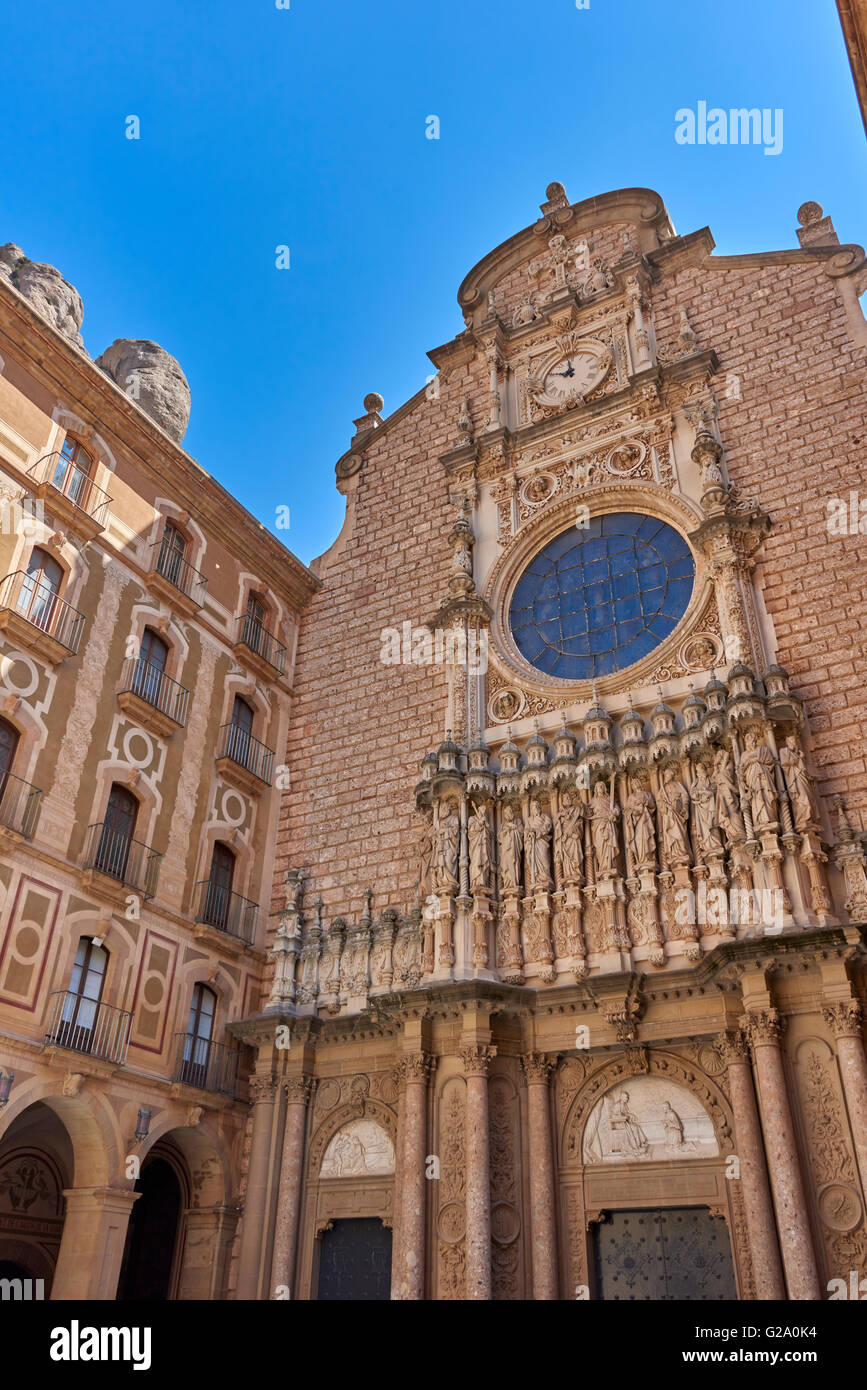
xmin=1 ymin=0 xmax=864 ymax=566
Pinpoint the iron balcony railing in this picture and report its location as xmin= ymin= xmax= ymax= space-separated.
xmin=0 ymin=772 xmax=42 ymax=839
xmin=0 ymin=570 xmax=85 ymax=654
xmin=194 ymin=879 xmax=257 ymax=944
xmin=28 ymin=451 xmax=113 ymax=527
xmin=150 ymin=536 xmax=207 ymax=607
xmin=44 ymin=989 xmax=132 ymax=1066
xmin=119 ymin=656 xmax=190 ymax=726
xmin=216 ymin=721 xmax=274 ymax=785
xmin=172 ymin=1032 xmax=240 ymax=1097
xmin=83 ymin=822 xmax=162 ymax=900
xmin=236 ymin=613 xmax=286 ymax=676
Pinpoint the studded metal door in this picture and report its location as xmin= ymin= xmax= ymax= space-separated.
xmin=316 ymin=1218 xmax=392 ymax=1301
xmin=593 ymin=1207 xmax=737 ymax=1300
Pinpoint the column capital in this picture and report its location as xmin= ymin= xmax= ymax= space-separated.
xmin=822 ymin=1000 xmax=864 ymax=1039
xmin=460 ymin=1044 xmax=496 ymax=1077
xmin=249 ymin=1073 xmax=279 ymax=1104
xmin=521 ymin=1051 xmax=557 ymax=1085
xmin=741 ymin=1009 xmax=785 ymax=1049
xmin=396 ymin=1052 xmax=434 ymax=1086
xmin=282 ymin=1074 xmax=315 ymax=1105
xmin=716 ymin=1028 xmax=751 ymax=1065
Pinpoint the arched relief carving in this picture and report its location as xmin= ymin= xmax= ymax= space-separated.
xmin=483 ymin=482 xmax=711 ymax=698
xmin=307 ymin=1098 xmax=397 ymax=1180
xmin=320 ymin=1118 xmax=394 ymax=1178
xmin=560 ymin=1049 xmax=734 ymax=1168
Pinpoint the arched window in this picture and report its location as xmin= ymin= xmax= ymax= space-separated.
xmin=133 ymin=626 xmax=169 ymax=706
xmin=58 ymin=936 xmax=108 ymax=1052
xmin=0 ymin=716 xmax=19 ymax=775
xmin=17 ymin=547 xmax=63 ymax=633
xmin=160 ymin=521 xmax=187 ymax=588
xmin=53 ymin=436 xmax=94 ymax=507
xmin=95 ymin=782 xmax=139 ymax=880
xmin=227 ymin=694 xmax=254 ymax=766
xmin=243 ymin=592 xmax=268 ymax=656
xmin=202 ymin=842 xmax=235 ymax=930
xmin=181 ymin=983 xmax=217 ymax=1087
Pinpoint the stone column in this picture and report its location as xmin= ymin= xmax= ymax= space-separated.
xmin=461 ymin=1044 xmax=495 ymax=1300
xmin=393 ymin=1052 xmax=431 ymax=1300
xmin=51 ymin=1187 xmax=139 ymax=1300
xmin=718 ymin=1030 xmax=786 ymax=1299
xmin=270 ymin=1075 xmax=313 ymax=1298
xmin=176 ymin=1204 xmax=240 ymax=1300
xmin=823 ymin=1001 xmax=867 ymax=1201
xmin=743 ymin=1010 xmax=821 ymax=1299
xmin=235 ymin=1071 xmax=278 ymax=1299
xmin=522 ymin=1052 xmax=559 ymax=1299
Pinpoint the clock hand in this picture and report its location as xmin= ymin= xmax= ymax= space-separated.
xmin=552 ymin=361 xmax=575 ymax=378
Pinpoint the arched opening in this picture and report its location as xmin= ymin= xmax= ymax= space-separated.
xmin=17 ymin=546 xmax=64 ymax=633
xmin=0 ymin=1101 xmax=72 ymax=1295
xmin=159 ymin=520 xmax=187 ymax=587
xmin=95 ymin=782 xmax=139 ymax=880
xmin=180 ymin=983 xmax=217 ymax=1088
xmin=201 ymin=841 xmax=236 ymax=931
xmin=52 ymin=435 xmax=94 ymax=507
xmin=226 ymin=694 xmax=255 ymax=767
xmin=0 ymin=716 xmax=19 ymax=774
xmin=242 ymin=590 xmax=270 ymax=657
xmin=116 ymin=1155 xmax=185 ymax=1301
xmin=132 ymin=625 xmax=170 ymax=707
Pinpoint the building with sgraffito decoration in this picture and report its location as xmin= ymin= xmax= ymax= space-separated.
xmin=1 ymin=171 xmax=867 ymax=1302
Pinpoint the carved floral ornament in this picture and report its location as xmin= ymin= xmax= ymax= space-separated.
xmin=484 ymin=483 xmax=713 ymax=700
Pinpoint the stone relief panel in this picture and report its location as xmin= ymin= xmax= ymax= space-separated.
xmin=320 ymin=1119 xmax=395 ymax=1178
xmin=582 ymin=1076 xmax=719 ymax=1164
xmin=488 ymin=1071 xmax=524 ymax=1300
xmin=436 ymin=1075 xmax=467 ymax=1300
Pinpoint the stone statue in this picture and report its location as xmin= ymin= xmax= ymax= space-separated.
xmin=609 ymin=1091 xmax=649 ymax=1158
xmin=591 ymin=779 xmax=620 ymax=876
xmin=432 ymin=801 xmax=460 ymax=892
xmin=624 ymin=773 xmax=656 ymax=872
xmin=658 ymin=766 xmax=691 ymax=864
xmin=713 ymin=748 xmax=746 ymax=844
xmin=526 ymin=799 xmax=553 ymax=890
xmin=468 ymin=801 xmax=493 ymax=894
xmin=780 ymin=735 xmax=819 ymax=832
xmin=661 ymin=1101 xmax=684 ymax=1150
xmin=740 ymin=729 xmax=778 ymax=831
xmin=498 ymin=804 xmax=523 ymax=892
xmin=556 ymin=788 xmax=584 ymax=882
xmin=690 ymin=761 xmax=724 ymax=857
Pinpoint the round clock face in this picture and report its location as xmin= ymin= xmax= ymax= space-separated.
xmin=542 ymin=351 xmax=601 ymax=402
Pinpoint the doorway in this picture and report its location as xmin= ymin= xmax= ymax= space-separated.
xmin=116 ymin=1157 xmax=183 ymax=1301
xmin=593 ymin=1206 xmax=737 ymax=1300
xmin=316 ymin=1218 xmax=392 ymax=1301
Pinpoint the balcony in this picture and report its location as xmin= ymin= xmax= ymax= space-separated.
xmin=0 ymin=571 xmax=85 ymax=663
xmin=171 ymin=1032 xmax=241 ymax=1098
xmin=117 ymin=656 xmax=189 ymax=737
xmin=44 ymin=990 xmax=132 ymax=1067
xmin=146 ymin=537 xmax=207 ymax=614
xmin=215 ymin=722 xmax=274 ymax=794
xmin=81 ymin=822 xmax=161 ymax=904
xmin=0 ymin=773 xmax=42 ymax=843
xmin=193 ymin=879 xmax=257 ymax=955
xmin=27 ymin=451 xmax=112 ymax=539
xmin=233 ymin=613 xmax=286 ymax=682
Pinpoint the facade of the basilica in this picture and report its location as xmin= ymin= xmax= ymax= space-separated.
xmin=0 ymin=177 xmax=866 ymax=1301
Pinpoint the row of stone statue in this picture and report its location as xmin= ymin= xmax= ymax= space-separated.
xmin=418 ymin=730 xmax=821 ymax=899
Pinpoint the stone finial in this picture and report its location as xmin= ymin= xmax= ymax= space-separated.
xmin=540 ymin=181 xmax=569 ymax=215
xmin=352 ymin=393 xmax=384 ymax=439
xmin=796 ymin=201 xmax=838 ymax=248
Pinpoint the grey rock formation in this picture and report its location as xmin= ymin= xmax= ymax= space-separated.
xmin=95 ymin=338 xmax=191 ymax=443
xmin=0 ymin=242 xmax=86 ymax=350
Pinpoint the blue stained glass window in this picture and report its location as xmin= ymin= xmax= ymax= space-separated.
xmin=508 ymin=513 xmax=694 ymax=681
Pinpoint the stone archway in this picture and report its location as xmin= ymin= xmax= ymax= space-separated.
xmin=558 ymin=1052 xmax=754 ymax=1300
xmin=0 ymin=1102 xmax=70 ymax=1295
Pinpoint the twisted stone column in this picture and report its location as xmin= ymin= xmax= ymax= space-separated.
xmin=461 ymin=1044 xmax=495 ymax=1300
xmin=270 ymin=1075 xmax=314 ymax=1298
xmin=393 ymin=1052 xmax=432 ymax=1300
xmin=236 ymin=1071 xmax=278 ymax=1298
xmin=522 ymin=1052 xmax=559 ymax=1299
xmin=743 ymin=1011 xmax=821 ymax=1299
xmin=823 ymin=1001 xmax=867 ymax=1201
xmin=718 ymin=1030 xmax=785 ymax=1299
